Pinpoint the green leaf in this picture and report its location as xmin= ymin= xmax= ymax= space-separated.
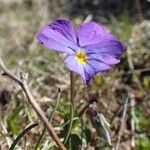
xmin=7 ymin=107 xmax=22 ymax=134
xmin=137 ymin=136 xmax=150 ymax=150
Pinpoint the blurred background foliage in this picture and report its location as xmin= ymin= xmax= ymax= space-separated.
xmin=0 ymin=0 xmax=150 ymax=150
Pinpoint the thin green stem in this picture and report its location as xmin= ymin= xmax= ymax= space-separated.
xmin=80 ymin=118 xmax=85 ymax=150
xmin=70 ymin=71 xmax=74 ymax=109
xmin=34 ymin=90 xmax=61 ymax=150
xmin=9 ymin=123 xmax=38 ymax=150
xmin=63 ymin=71 xmax=74 ymax=144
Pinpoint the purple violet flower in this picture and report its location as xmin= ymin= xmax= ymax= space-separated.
xmin=36 ymin=19 xmax=125 ymax=84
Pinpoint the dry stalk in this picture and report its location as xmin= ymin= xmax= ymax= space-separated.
xmin=115 ymin=97 xmax=129 ymax=150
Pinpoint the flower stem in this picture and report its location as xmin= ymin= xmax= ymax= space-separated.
xmin=63 ymin=71 xmax=74 ymax=144
xmin=70 ymin=71 xmax=74 ymax=109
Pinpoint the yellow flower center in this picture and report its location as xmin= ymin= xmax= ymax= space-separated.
xmin=75 ymin=49 xmax=87 ymax=64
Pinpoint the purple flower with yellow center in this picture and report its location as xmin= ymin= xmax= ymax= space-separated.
xmin=36 ymin=19 xmax=125 ymax=84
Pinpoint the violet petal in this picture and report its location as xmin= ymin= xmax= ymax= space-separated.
xmin=77 ymin=22 xmax=116 ymax=47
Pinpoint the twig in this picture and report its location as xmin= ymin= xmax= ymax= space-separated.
xmin=127 ymin=48 xmax=134 ymax=71
xmin=135 ymin=0 xmax=144 ymax=22
xmin=126 ymin=67 xmax=150 ymax=74
xmin=115 ymin=97 xmax=129 ymax=150
xmin=0 ymin=57 xmax=66 ymax=150
xmin=129 ymin=91 xmax=136 ymax=149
